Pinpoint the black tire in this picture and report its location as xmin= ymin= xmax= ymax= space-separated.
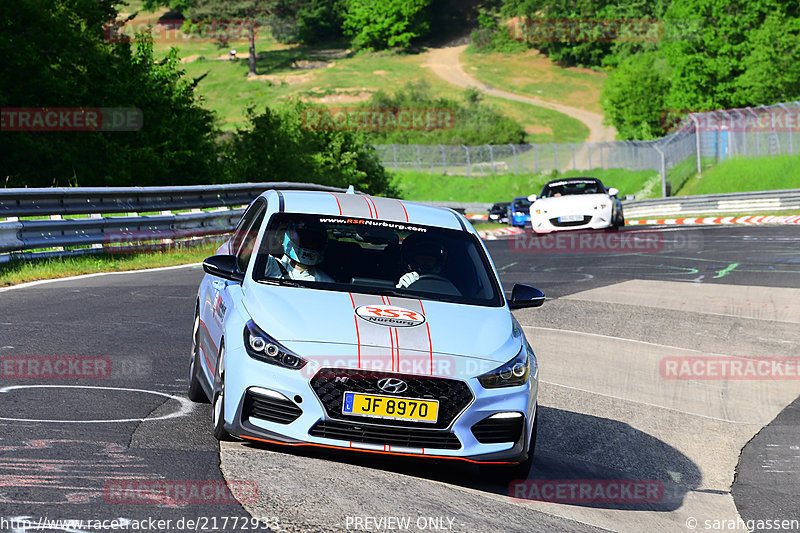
xmin=188 ymin=307 xmax=209 ymax=403
xmin=480 ymin=412 xmax=538 ymax=482
xmin=212 ymin=343 xmax=233 ymax=441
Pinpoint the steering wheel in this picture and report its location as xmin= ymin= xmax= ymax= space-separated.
xmin=409 ymin=274 xmax=461 ymax=296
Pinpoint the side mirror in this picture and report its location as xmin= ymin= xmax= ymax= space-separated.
xmin=527 ymin=194 xmax=538 ymax=202
xmin=509 ymin=284 xmax=545 ymax=309
xmin=607 ymin=187 xmax=619 ymax=197
xmin=203 ymin=255 xmax=244 ymax=283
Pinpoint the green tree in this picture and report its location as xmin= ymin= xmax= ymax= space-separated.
xmin=343 ymin=0 xmax=432 ymax=50
xmin=185 ymin=0 xmax=276 ymax=77
xmin=735 ymin=14 xmax=800 ymax=106
xmin=498 ymin=0 xmax=669 ymax=67
xmin=600 ymin=52 xmax=670 ymax=139
xmin=0 ymin=0 xmax=218 ymax=187
xmin=660 ymin=0 xmax=798 ymax=111
xmin=295 ymin=0 xmax=346 ymax=45
xmin=223 ymin=103 xmax=396 ymax=196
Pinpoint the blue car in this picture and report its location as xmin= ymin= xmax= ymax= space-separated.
xmin=190 ymin=189 xmax=544 ymax=476
xmin=508 ymin=196 xmax=532 ymax=228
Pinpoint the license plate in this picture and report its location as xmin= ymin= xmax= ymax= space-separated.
xmin=342 ymin=392 xmax=438 ymax=423
xmin=559 ymin=214 xmax=584 ymax=222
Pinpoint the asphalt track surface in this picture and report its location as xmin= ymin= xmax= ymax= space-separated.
xmin=0 ymin=225 xmax=798 ymax=532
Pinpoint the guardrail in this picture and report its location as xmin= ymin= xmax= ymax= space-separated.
xmin=418 ymin=190 xmax=800 ymax=222
xmin=622 ymin=189 xmax=800 ymax=218
xmin=0 ymin=182 xmax=346 ymax=264
xmin=2 ymin=185 xmax=796 ymax=264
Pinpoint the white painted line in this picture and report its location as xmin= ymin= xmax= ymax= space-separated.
xmin=540 ymin=381 xmax=763 ymax=426
xmin=525 ymin=325 xmax=735 ymax=357
xmin=0 ymin=385 xmax=195 ymax=423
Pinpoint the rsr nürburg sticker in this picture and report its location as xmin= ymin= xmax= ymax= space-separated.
xmin=355 ymin=305 xmax=425 ymax=328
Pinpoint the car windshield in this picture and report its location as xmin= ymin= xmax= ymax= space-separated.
xmin=252 ymin=213 xmax=504 ymax=307
xmin=512 ymin=198 xmax=531 ymax=210
xmin=540 ymin=178 xmax=604 ymax=198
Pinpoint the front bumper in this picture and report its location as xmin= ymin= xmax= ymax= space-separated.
xmin=221 ymin=343 xmax=538 ymax=463
xmin=531 ymin=211 xmax=612 ymax=233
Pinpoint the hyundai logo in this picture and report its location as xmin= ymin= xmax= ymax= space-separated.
xmin=377 ymin=378 xmax=408 ymax=394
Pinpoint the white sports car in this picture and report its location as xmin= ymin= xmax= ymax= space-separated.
xmin=190 ymin=188 xmax=546 ymax=478
xmin=528 ymin=177 xmax=624 ymax=234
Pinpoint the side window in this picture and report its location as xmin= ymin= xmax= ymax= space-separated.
xmin=230 ymin=199 xmax=266 ymax=255
xmin=236 ymin=209 xmax=266 ymax=272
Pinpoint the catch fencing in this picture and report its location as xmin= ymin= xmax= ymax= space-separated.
xmin=374 ymin=101 xmax=800 ymax=197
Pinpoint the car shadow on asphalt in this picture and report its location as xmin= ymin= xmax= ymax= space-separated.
xmin=237 ymin=405 xmax=700 ymax=512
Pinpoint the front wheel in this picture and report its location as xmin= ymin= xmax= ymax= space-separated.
xmin=212 ymin=344 xmax=233 ymax=441
xmin=611 ymin=211 xmax=624 ymax=230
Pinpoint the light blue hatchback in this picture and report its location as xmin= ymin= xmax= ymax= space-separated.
xmin=189 ymin=189 xmax=545 ymax=475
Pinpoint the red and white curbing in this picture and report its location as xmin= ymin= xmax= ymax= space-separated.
xmin=478 ymin=226 xmax=525 ymax=240
xmin=627 ymin=215 xmax=800 ymax=226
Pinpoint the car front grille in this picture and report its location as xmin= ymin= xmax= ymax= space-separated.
xmin=549 ymin=215 xmax=592 ymax=227
xmin=471 ymin=415 xmax=524 ymax=444
xmin=310 ymin=368 xmax=473 ymax=430
xmin=309 ymin=420 xmax=462 ymax=450
xmin=243 ymin=390 xmax=303 ymax=425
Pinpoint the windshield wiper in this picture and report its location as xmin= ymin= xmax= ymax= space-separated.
xmin=376 ymin=288 xmax=410 ymax=299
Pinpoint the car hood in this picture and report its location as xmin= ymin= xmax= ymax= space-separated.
xmin=241 ymin=284 xmax=520 ymax=365
xmin=534 ymin=193 xmax=609 ymax=212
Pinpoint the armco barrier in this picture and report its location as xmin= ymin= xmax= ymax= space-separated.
xmin=0 ymin=182 xmax=346 ymax=263
xmin=623 ymin=189 xmax=800 ymax=219
xmin=416 ymin=190 xmax=800 ymax=222
xmin=0 ymin=182 xmax=345 ymax=218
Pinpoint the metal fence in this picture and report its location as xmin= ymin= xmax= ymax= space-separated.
xmin=374 ymin=101 xmax=800 ymax=197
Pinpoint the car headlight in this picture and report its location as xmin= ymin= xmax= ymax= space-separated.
xmin=594 ymin=203 xmax=608 ymax=210
xmin=478 ymin=345 xmax=532 ymax=389
xmin=244 ymin=320 xmax=307 ymax=370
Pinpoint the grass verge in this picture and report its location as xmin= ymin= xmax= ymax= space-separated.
xmin=461 ymin=48 xmax=607 ymax=114
xmin=114 ymin=6 xmax=588 ymax=142
xmin=0 ymin=242 xmax=220 ymax=287
xmin=675 ymin=154 xmax=800 ymax=196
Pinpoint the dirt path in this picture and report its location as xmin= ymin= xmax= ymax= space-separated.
xmin=424 ymin=45 xmax=617 ymax=143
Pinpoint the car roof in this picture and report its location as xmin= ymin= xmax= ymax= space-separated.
xmin=261 ymin=190 xmax=467 ymax=231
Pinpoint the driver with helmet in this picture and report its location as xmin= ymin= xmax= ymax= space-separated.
xmin=396 ymin=234 xmax=448 ymax=289
xmin=264 ymin=220 xmax=334 ymax=282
